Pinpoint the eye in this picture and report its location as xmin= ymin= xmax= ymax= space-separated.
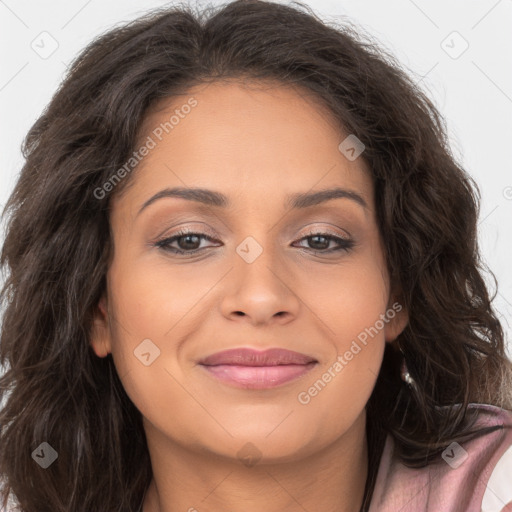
xmin=153 ymin=229 xmax=220 ymax=255
xmin=152 ymin=229 xmax=355 ymax=257
xmin=293 ymin=231 xmax=355 ymax=253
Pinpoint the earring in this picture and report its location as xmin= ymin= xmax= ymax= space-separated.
xmin=400 ymin=357 xmax=416 ymax=388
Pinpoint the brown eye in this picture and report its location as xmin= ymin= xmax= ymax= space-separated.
xmin=293 ymin=232 xmax=355 ymax=253
xmin=175 ymin=234 xmax=202 ymax=251
xmin=154 ymin=230 xmax=220 ymax=255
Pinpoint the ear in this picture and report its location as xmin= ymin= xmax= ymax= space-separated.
xmin=383 ymin=293 xmax=409 ymax=343
xmin=90 ymin=294 xmax=112 ymax=358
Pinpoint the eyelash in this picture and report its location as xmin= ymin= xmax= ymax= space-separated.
xmin=153 ymin=228 xmax=355 ymax=257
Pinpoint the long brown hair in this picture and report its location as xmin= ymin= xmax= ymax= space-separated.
xmin=1 ymin=1 xmax=511 ymax=511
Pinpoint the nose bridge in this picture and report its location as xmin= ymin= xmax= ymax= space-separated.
xmin=219 ymin=232 xmax=300 ymax=324
xmin=234 ymin=233 xmax=284 ymax=294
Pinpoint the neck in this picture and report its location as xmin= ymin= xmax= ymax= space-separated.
xmin=142 ymin=411 xmax=369 ymax=512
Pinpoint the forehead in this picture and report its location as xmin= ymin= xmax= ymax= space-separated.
xmin=114 ymin=79 xmax=374 ymax=215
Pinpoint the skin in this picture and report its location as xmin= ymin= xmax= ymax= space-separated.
xmin=90 ymin=79 xmax=408 ymax=512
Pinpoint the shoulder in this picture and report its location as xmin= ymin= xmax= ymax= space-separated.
xmin=369 ymin=403 xmax=512 ymax=512
xmin=468 ymin=403 xmax=512 ymax=511
xmin=483 ymin=443 xmax=512 ymax=511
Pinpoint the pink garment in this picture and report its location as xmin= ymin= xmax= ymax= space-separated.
xmin=369 ymin=403 xmax=512 ymax=512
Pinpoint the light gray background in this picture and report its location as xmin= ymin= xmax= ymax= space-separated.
xmin=0 ymin=1 xmax=511 ymax=508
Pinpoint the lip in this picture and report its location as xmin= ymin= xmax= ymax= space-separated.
xmin=199 ymin=348 xmax=318 ymax=389
xmin=199 ymin=348 xmax=317 ymax=366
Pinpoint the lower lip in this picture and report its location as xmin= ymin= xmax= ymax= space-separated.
xmin=200 ymin=363 xmax=317 ymax=389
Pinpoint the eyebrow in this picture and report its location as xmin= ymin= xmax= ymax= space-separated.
xmin=137 ymin=186 xmax=368 ymax=217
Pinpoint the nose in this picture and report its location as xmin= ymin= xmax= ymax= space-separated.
xmin=219 ymin=246 xmax=301 ymax=326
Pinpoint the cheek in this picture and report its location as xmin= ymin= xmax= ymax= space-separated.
xmin=104 ymin=255 xmax=224 ymax=427
xmin=289 ymin=337 xmax=384 ymax=457
xmin=299 ymin=246 xmax=390 ymax=345
xmin=288 ymin=253 xmax=388 ymax=440
xmin=106 ymin=252 xmax=218 ymax=368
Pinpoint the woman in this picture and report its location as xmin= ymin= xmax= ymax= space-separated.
xmin=1 ymin=1 xmax=511 ymax=511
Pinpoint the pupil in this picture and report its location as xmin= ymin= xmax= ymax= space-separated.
xmin=180 ymin=235 xmax=199 ymax=250
xmin=310 ymin=235 xmax=328 ymax=250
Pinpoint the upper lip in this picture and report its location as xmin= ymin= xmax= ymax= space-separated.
xmin=199 ymin=348 xmax=317 ymax=366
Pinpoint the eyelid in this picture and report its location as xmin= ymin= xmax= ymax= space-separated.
xmin=153 ymin=223 xmax=351 ymax=243
xmin=300 ymin=226 xmax=351 ymax=239
xmin=151 ymin=222 xmax=219 ymax=243
xmin=299 ymin=222 xmax=353 ymax=241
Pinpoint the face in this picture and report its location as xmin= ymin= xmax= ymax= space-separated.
xmin=91 ymin=79 xmax=408 ymax=464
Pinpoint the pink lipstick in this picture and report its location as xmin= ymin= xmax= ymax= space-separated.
xmin=199 ymin=348 xmax=317 ymax=389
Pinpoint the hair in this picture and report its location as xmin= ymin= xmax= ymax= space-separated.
xmin=1 ymin=0 xmax=511 ymax=510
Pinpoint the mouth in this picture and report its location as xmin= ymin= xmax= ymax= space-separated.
xmin=198 ymin=348 xmax=318 ymax=389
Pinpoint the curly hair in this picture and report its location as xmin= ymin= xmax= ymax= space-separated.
xmin=1 ymin=1 xmax=511 ymax=511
